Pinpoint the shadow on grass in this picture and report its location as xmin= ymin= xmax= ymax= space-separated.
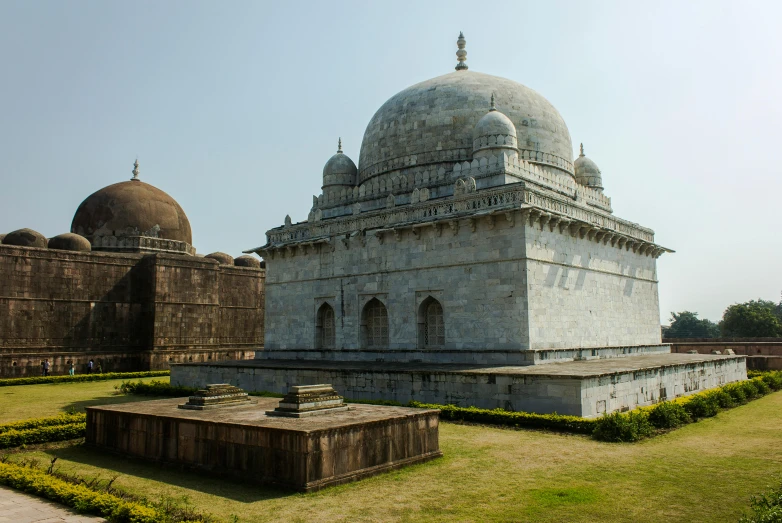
xmin=47 ymin=444 xmax=293 ymax=503
xmin=62 ymin=395 xmax=175 ymax=414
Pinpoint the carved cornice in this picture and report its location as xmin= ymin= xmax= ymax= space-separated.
xmin=248 ymin=183 xmax=673 ymax=259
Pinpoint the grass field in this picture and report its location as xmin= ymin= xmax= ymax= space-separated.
xmin=2 ymin=379 xmax=781 ymax=522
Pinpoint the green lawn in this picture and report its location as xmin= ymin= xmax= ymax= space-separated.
xmin=3 ymin=379 xmax=781 ymax=522
xmin=0 ymin=376 xmax=168 ymax=423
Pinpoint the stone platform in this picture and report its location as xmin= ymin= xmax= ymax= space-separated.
xmin=85 ymin=397 xmax=441 ymax=492
xmin=171 ymin=353 xmax=747 ymax=417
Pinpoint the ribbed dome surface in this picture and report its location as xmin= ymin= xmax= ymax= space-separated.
xmin=71 ymin=180 xmax=192 ymax=244
xmin=358 ymin=70 xmax=573 ymax=183
xmin=322 ymin=152 xmax=358 ymax=188
xmin=574 ymin=146 xmax=603 ymax=190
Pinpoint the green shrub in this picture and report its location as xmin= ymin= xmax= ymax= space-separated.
xmin=683 ymin=394 xmax=719 ymax=419
xmin=762 ymin=372 xmax=782 ymax=391
xmin=117 ymin=379 xmax=196 ymax=397
xmin=408 ymin=401 xmax=597 ymax=434
xmin=0 ymin=371 xmax=170 ymax=388
xmin=754 ymin=378 xmax=772 ymax=396
xmin=647 ymin=401 xmax=691 ymax=429
xmin=0 ymin=423 xmax=86 ymax=449
xmin=723 ymin=382 xmax=748 ymax=404
xmin=0 ymin=413 xmax=85 ymax=434
xmin=739 ymin=477 xmax=782 ymax=523
xmin=0 ymin=461 xmax=198 ymax=522
xmin=743 ymin=380 xmax=761 ymax=400
xmin=705 ymin=388 xmax=735 ymax=409
xmin=592 ymin=411 xmax=653 ymax=442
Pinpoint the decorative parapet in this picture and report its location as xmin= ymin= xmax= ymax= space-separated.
xmin=92 ymin=235 xmax=196 ymax=256
xmin=316 ymin=149 xmax=610 ymax=214
xmin=249 ymin=182 xmax=672 ymax=259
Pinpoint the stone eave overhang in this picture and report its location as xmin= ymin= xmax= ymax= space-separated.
xmin=246 ymin=183 xmax=674 ymax=259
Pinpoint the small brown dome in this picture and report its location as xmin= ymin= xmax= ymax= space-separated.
xmin=234 ymin=255 xmax=261 ymax=268
xmin=205 ymin=252 xmax=234 ymax=265
xmin=71 ymin=180 xmax=192 ymax=244
xmin=48 ymin=233 xmax=92 ymax=252
xmin=3 ymin=228 xmax=47 ymax=248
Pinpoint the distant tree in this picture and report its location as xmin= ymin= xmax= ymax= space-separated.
xmin=720 ymin=299 xmax=782 ymax=338
xmin=663 ymin=311 xmax=720 ymax=339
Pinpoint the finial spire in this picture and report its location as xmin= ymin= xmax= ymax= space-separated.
xmin=455 ymin=32 xmax=468 ymax=71
xmin=131 ymin=159 xmax=140 ymax=181
xmin=337 ymin=137 xmax=342 ymax=153
xmin=490 ymin=93 xmax=496 ymax=111
xmin=579 ymin=143 xmax=585 ymax=156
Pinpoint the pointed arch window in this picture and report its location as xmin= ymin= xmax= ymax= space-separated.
xmin=418 ymin=297 xmax=445 ymax=347
xmin=362 ymin=298 xmax=389 ymax=348
xmin=316 ymin=303 xmax=335 ymax=349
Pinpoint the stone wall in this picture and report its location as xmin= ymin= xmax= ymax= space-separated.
xmin=263 ymin=209 xmax=662 ymax=357
xmin=0 ymin=245 xmax=264 ymax=377
xmin=667 ymin=338 xmax=782 ymax=370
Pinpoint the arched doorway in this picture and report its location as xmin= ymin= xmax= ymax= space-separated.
xmin=361 ymin=298 xmax=389 ymax=348
xmin=316 ymin=303 xmax=336 ymax=349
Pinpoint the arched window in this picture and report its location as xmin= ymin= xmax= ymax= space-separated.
xmin=316 ymin=303 xmax=335 ymax=349
xmin=362 ymin=298 xmax=389 ymax=348
xmin=418 ymin=297 xmax=445 ymax=347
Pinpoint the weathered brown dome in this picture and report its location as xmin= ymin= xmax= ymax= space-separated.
xmin=205 ymin=252 xmax=234 ymax=265
xmin=3 ymin=228 xmax=47 ymax=248
xmin=48 ymin=233 xmax=92 ymax=252
xmin=71 ymin=180 xmax=192 ymax=244
xmin=234 ymin=255 xmax=261 ymax=268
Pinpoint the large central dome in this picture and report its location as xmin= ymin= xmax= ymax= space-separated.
xmin=358 ymin=70 xmax=574 ymax=184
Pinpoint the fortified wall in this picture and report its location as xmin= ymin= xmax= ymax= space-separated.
xmin=0 ymin=244 xmax=264 ymax=377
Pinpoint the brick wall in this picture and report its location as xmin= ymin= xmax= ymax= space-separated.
xmin=0 ymin=245 xmax=264 ymax=377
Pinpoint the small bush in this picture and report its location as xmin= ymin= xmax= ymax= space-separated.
xmin=724 ymin=382 xmax=748 ymax=404
xmin=754 ymin=378 xmax=771 ymax=396
xmin=0 ymin=423 xmax=86 ymax=449
xmin=117 ymin=379 xmax=197 ymax=397
xmin=647 ymin=401 xmax=691 ymax=429
xmin=592 ymin=411 xmax=653 ymax=442
xmin=705 ymin=388 xmax=735 ymax=409
xmin=0 ymin=413 xmax=86 ymax=434
xmin=742 ymin=380 xmax=761 ymax=400
xmin=0 ymin=371 xmax=170 ymax=388
xmin=408 ymin=402 xmax=597 ymax=434
xmin=683 ymin=394 xmax=719 ymax=419
xmin=762 ymin=372 xmax=782 ymax=391
xmin=739 ymin=477 xmax=782 ymax=523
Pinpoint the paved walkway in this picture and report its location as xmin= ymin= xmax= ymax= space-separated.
xmin=0 ymin=486 xmax=105 ymax=522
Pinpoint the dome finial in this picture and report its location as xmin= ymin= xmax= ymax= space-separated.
xmin=455 ymin=32 xmax=468 ymax=71
xmin=131 ymin=159 xmax=140 ymax=181
xmin=490 ymin=93 xmax=496 ymax=111
xmin=337 ymin=137 xmax=343 ymax=153
xmin=579 ymin=143 xmax=585 ymax=157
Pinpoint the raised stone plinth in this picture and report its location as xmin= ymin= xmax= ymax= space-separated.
xmin=266 ymin=384 xmax=348 ymax=417
xmin=178 ymin=383 xmax=252 ymax=410
xmin=85 ymin=397 xmax=441 ymax=492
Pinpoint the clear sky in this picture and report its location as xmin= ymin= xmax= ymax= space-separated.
xmin=1 ymin=0 xmax=780 ymax=323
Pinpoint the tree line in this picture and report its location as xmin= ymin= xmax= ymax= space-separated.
xmin=663 ymin=299 xmax=782 ymax=339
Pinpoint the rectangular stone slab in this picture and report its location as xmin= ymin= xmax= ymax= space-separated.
xmin=85 ymin=397 xmax=441 ymax=492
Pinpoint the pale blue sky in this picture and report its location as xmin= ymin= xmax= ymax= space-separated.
xmin=1 ymin=1 xmax=780 ymax=323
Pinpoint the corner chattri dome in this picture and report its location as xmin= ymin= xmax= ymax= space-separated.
xmin=322 ymin=138 xmax=358 ymax=189
xmin=71 ymin=161 xmax=192 ymax=246
xmin=473 ymin=95 xmax=518 ymax=154
xmin=358 ymin=70 xmax=573 ymax=184
xmin=574 ymin=144 xmax=604 ymax=191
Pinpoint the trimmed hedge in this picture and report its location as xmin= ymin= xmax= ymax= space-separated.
xmin=0 ymin=422 xmax=86 ymax=449
xmin=592 ymin=411 xmax=653 ymax=442
xmin=0 ymin=413 xmax=86 ymax=434
xmin=0 ymin=461 xmax=200 ymax=522
xmin=0 ymin=371 xmax=170 ymax=388
xmin=408 ymin=401 xmax=598 ymax=434
xmin=117 ymin=380 xmax=197 ymax=397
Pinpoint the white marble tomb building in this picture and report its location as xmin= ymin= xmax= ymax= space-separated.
xmin=172 ymin=34 xmax=746 ymax=417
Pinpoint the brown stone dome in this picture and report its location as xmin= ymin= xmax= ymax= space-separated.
xmin=3 ymin=228 xmax=47 ymax=248
xmin=48 ymin=233 xmax=92 ymax=252
xmin=71 ymin=180 xmax=192 ymax=244
xmin=205 ymin=252 xmax=234 ymax=265
xmin=234 ymin=255 xmax=261 ymax=268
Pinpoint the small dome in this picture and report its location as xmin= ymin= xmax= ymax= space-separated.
xmin=48 ymin=233 xmax=92 ymax=252
xmin=234 ymin=255 xmax=261 ymax=268
xmin=473 ymin=95 xmax=518 ymax=154
xmin=2 ymin=228 xmax=47 ymax=248
xmin=573 ymin=144 xmax=604 ymax=191
xmin=71 ymin=161 xmax=192 ymax=246
xmin=205 ymin=252 xmax=234 ymax=265
xmin=322 ymin=138 xmax=358 ymax=189
xmin=0 ymin=234 xmax=5 ymax=243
